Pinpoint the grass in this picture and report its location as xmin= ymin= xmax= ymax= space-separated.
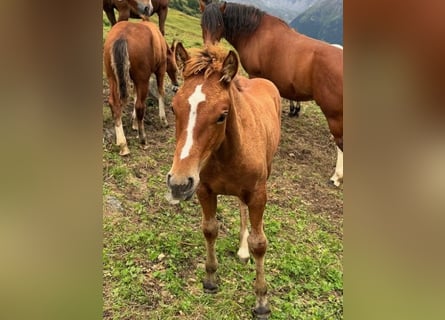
xmin=103 ymin=8 xmax=343 ymax=320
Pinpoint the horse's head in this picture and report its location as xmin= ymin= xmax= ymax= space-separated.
xmin=166 ymin=43 xmax=239 ymax=201
xmin=166 ymin=40 xmax=180 ymax=92
xmin=200 ymin=1 xmax=227 ymax=45
xmin=123 ymin=0 xmax=153 ymax=19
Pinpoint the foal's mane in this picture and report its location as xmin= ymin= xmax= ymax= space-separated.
xmin=202 ymin=2 xmax=265 ymax=43
xmin=183 ymin=45 xmax=227 ymax=80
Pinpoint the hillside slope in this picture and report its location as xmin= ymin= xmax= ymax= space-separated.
xmin=289 ymin=0 xmax=343 ymax=45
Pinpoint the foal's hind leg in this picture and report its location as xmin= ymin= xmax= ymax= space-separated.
xmin=237 ymin=199 xmax=250 ymax=264
xmin=131 ymin=96 xmax=138 ymax=131
xmin=197 ymin=187 xmax=219 ymax=294
xmin=134 ymin=83 xmax=149 ymax=148
xmin=155 ymin=70 xmax=169 ymax=127
xmin=108 ymin=80 xmax=130 ymax=156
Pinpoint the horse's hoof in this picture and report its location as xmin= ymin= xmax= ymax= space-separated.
xmin=288 ymin=110 xmax=299 ymax=118
xmin=203 ymin=280 xmax=218 ymax=294
xmin=239 ymin=256 xmax=250 ymax=265
xmin=119 ymin=147 xmax=130 ymax=156
xmin=252 ymin=305 xmax=271 ymax=319
xmin=328 ymin=179 xmax=341 ymax=187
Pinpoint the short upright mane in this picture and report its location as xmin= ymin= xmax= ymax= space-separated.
xmin=202 ymin=3 xmax=265 ymax=43
xmin=182 ymin=45 xmax=228 ymax=79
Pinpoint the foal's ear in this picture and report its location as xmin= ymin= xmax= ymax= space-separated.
xmin=220 ymin=50 xmax=238 ymax=84
xmin=171 ymin=39 xmax=178 ymax=52
xmin=220 ymin=1 xmax=227 ymax=13
xmin=175 ymin=42 xmax=189 ymax=72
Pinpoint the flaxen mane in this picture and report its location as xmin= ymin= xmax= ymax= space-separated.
xmin=182 ymin=45 xmax=227 ymax=80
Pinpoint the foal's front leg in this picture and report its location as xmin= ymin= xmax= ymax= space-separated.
xmin=197 ymin=187 xmax=219 ymax=293
xmin=247 ymin=190 xmax=270 ymax=319
xmin=134 ymin=84 xmax=148 ymax=149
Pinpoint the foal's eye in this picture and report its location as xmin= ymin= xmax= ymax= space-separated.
xmin=216 ymin=112 xmax=228 ymax=124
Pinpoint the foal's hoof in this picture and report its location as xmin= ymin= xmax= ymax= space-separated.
xmin=119 ymin=146 xmax=130 ymax=156
xmin=202 ymin=280 xmax=218 ymax=294
xmin=239 ymin=256 xmax=250 ymax=265
xmin=328 ymin=178 xmax=341 ymax=187
xmin=252 ymin=305 xmax=271 ymax=319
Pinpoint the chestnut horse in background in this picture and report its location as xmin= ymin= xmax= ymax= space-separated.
xmin=103 ymin=21 xmax=179 ymax=155
xmin=199 ymin=1 xmax=344 ymax=187
xmin=166 ymin=44 xmax=281 ymax=319
xmin=103 ymin=0 xmax=170 ymax=35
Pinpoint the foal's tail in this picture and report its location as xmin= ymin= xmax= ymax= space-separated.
xmin=110 ymin=38 xmax=131 ymax=104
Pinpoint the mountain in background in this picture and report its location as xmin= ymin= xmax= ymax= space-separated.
xmin=225 ymin=0 xmax=318 ymax=22
xmin=289 ymin=0 xmax=343 ymax=44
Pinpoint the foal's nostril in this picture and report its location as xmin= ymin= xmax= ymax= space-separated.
xmin=167 ymin=174 xmax=172 ymax=186
xmin=143 ymin=6 xmax=150 ymax=15
xmin=187 ymin=177 xmax=194 ymax=190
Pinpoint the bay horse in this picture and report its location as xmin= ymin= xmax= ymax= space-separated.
xmin=103 ymin=20 xmax=179 ymax=155
xmin=199 ymin=1 xmax=344 ymax=187
xmin=103 ymin=0 xmax=170 ymax=36
xmin=166 ymin=44 xmax=281 ymax=319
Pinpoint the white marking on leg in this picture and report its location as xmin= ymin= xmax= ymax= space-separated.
xmin=180 ymin=84 xmax=206 ymax=160
xmin=330 ymin=146 xmax=343 ymax=186
xmin=237 ymin=228 xmax=250 ymax=261
xmin=115 ymin=123 xmax=126 ymax=146
xmin=131 ymin=99 xmax=138 ymax=130
xmin=237 ymin=200 xmax=250 ymax=262
xmin=158 ymin=95 xmax=168 ymax=127
xmin=115 ymin=123 xmax=129 ymax=155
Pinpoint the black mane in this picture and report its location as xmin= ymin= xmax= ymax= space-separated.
xmin=201 ymin=2 xmax=265 ymax=43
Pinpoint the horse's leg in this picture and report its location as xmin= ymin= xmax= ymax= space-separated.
xmin=246 ymin=189 xmax=270 ymax=319
xmin=134 ymin=82 xmax=148 ymax=148
xmin=325 ymin=115 xmax=343 ymax=186
xmin=197 ymin=187 xmax=219 ymax=293
xmin=108 ymin=80 xmax=130 ymax=156
xmin=104 ymin=9 xmax=117 ymax=26
xmin=155 ymin=70 xmax=169 ymax=127
xmin=237 ymin=199 xmax=250 ymax=264
xmin=288 ymin=100 xmax=301 ymax=117
xmin=131 ymin=96 xmax=138 ymax=130
xmin=117 ymin=8 xmax=130 ymax=22
xmin=329 ymin=146 xmax=343 ymax=187
xmin=157 ymin=7 xmax=168 ymax=36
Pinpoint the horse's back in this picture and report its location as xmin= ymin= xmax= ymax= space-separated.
xmin=105 ymin=21 xmax=166 ymax=78
xmin=236 ymin=76 xmax=282 ymax=161
xmin=106 ymin=21 xmax=164 ymax=51
xmin=238 ymin=77 xmax=281 ymax=121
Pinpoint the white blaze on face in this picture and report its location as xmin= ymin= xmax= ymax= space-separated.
xmin=180 ymin=84 xmax=206 ymax=160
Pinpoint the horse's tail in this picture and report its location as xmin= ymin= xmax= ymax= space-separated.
xmin=110 ymin=38 xmax=131 ymax=104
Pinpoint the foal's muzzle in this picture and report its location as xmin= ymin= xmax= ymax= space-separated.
xmin=166 ymin=174 xmax=196 ymax=201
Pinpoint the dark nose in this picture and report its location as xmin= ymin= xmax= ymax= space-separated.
xmin=167 ymin=174 xmax=194 ymax=199
xmin=143 ymin=6 xmax=150 ymax=15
